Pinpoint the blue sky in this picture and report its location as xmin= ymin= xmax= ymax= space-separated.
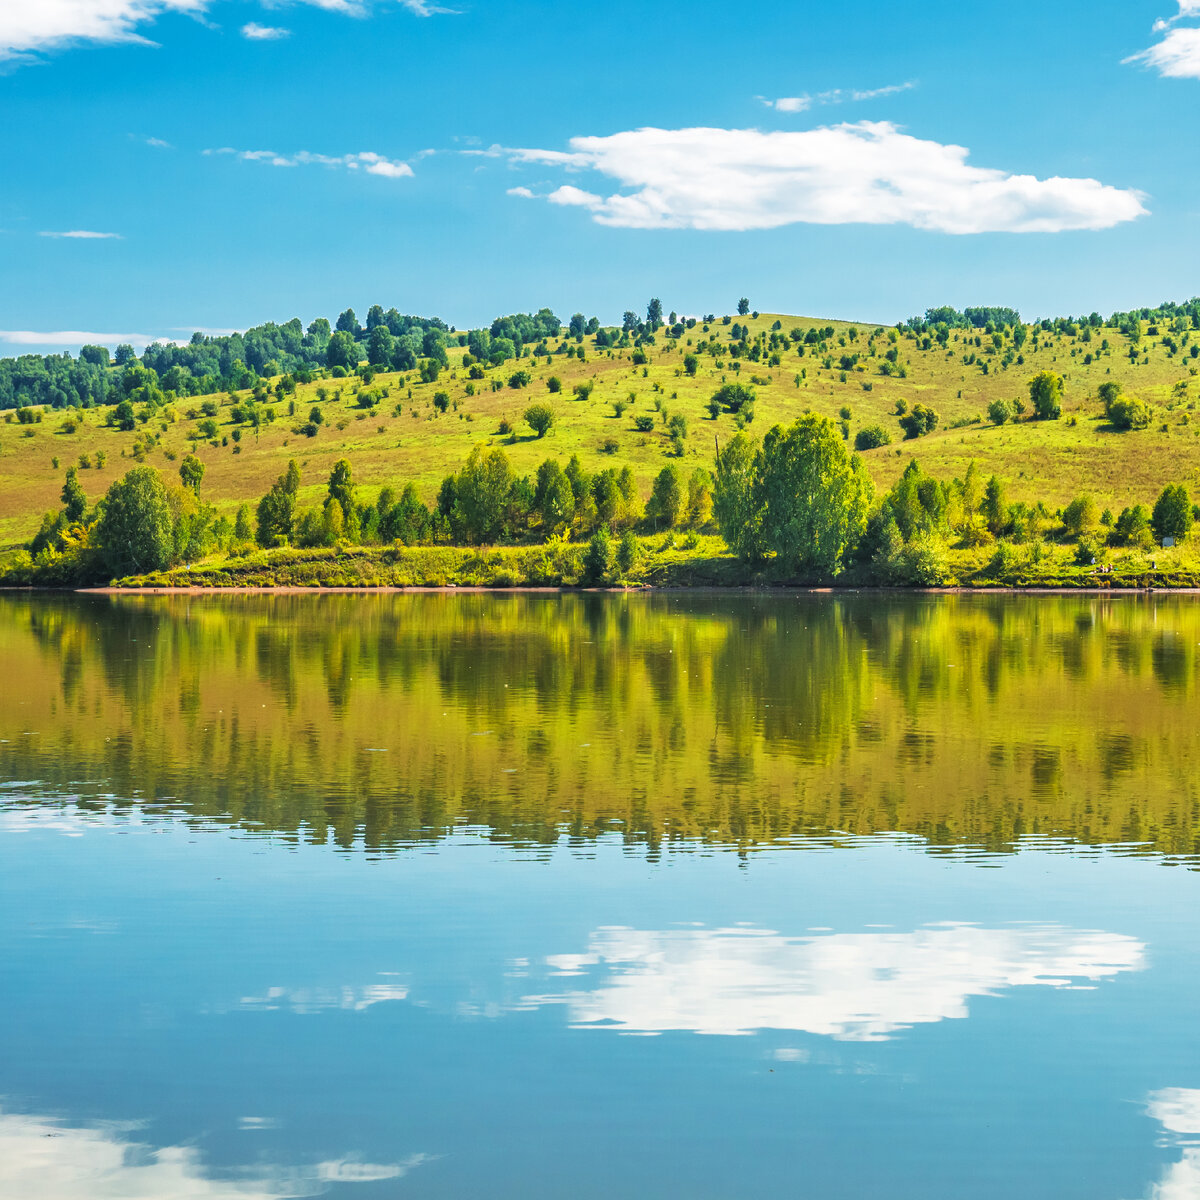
xmin=1 ymin=0 xmax=1199 ymax=354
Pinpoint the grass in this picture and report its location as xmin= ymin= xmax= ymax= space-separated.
xmin=2 ymin=308 xmax=1199 ymax=553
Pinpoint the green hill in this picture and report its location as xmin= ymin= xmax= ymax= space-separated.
xmin=3 ymin=303 xmax=1200 ymax=586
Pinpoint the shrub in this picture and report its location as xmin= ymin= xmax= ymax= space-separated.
xmin=633 ymin=415 xmax=655 ymax=432
xmin=854 ymin=425 xmax=891 ymax=451
xmin=1108 ymin=396 xmax=1151 ymax=430
xmin=711 ymin=382 xmax=756 ymax=413
xmin=524 ymin=403 xmax=555 ymax=438
xmin=987 ymin=398 xmax=1013 ymax=425
xmin=585 ymin=527 xmax=614 ymax=583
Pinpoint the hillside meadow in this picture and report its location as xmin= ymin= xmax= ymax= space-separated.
xmin=3 ymin=308 xmax=1200 ymax=554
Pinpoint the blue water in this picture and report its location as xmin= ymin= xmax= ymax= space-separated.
xmin=2 ymin=593 xmax=1199 ymax=1199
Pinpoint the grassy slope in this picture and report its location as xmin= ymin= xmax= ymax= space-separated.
xmin=2 ymin=310 xmax=1199 ymax=549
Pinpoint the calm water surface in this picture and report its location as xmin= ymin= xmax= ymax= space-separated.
xmin=2 ymin=592 xmax=1199 ymax=1199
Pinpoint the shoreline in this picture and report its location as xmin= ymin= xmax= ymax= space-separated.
xmin=0 ymin=583 xmax=1192 ymax=596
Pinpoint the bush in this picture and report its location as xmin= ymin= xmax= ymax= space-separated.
xmin=711 ymin=383 xmax=756 ymax=413
xmin=854 ymin=425 xmax=891 ymax=451
xmin=1108 ymin=396 xmax=1151 ymax=430
xmin=633 ymin=415 xmax=655 ymax=432
xmin=615 ymin=530 xmax=640 ymax=577
xmin=524 ymin=403 xmax=555 ymax=438
xmin=899 ymin=404 xmax=938 ymax=440
xmin=987 ymin=398 xmax=1013 ymax=425
xmin=1028 ymin=370 xmax=1063 ymax=420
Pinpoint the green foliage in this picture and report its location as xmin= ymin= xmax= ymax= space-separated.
xmin=94 ymin=466 xmax=174 ymax=578
xmin=712 ymin=382 xmax=756 ymax=413
xmin=1111 ymin=505 xmax=1152 ymax=547
xmin=714 ymin=433 xmax=763 ymax=560
xmin=1108 ymin=396 xmax=1151 ymax=431
xmin=256 ymin=461 xmax=300 ymax=547
xmin=453 ymin=446 xmax=515 ymax=544
xmin=60 ymin=467 xmax=87 ymax=523
xmin=615 ymin=528 xmax=640 ymax=576
xmin=899 ymin=404 xmax=939 ymax=440
xmin=584 ymin=526 xmax=614 ymax=583
xmin=1153 ymin=484 xmax=1192 ymax=541
xmin=179 ymin=454 xmax=205 ymax=495
xmin=753 ymin=414 xmax=874 ymax=576
xmin=1062 ymin=494 xmax=1099 ymax=538
xmin=646 ymin=464 xmax=684 ymax=529
xmin=1028 ymin=371 xmax=1063 ymax=420
xmin=987 ymin=398 xmax=1013 ymax=426
xmin=524 ymin=403 xmax=555 ymax=438
xmin=854 ymin=425 xmax=891 ymax=451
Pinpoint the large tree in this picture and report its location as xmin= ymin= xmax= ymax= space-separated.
xmin=753 ymin=415 xmax=873 ymax=576
xmin=94 ymin=467 xmax=174 ymax=578
xmin=453 ymin=447 xmax=515 ymax=544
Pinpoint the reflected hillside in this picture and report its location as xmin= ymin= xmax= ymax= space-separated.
xmin=2 ymin=592 xmax=1200 ymax=859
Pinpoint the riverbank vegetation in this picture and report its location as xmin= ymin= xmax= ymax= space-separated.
xmin=6 ymin=298 xmax=1200 ymax=588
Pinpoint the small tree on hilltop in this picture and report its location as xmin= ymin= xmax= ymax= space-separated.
xmin=737 ymin=298 xmax=750 ymax=316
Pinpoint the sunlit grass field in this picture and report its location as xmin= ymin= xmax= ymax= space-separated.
xmin=3 ymin=309 xmax=1200 ymax=547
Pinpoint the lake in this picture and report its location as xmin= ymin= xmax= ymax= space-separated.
xmin=1 ymin=591 xmax=1198 ymax=1199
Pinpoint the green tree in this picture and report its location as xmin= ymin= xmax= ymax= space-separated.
xmin=1028 ymin=371 xmax=1063 ymax=420
xmin=234 ymin=503 xmax=254 ymax=543
xmin=686 ymin=468 xmax=713 ymax=528
xmin=737 ymin=298 xmax=750 ymax=316
xmin=1108 ymin=396 xmax=1151 ymax=431
xmin=94 ymin=467 xmax=173 ymax=578
xmin=454 ymin=446 xmax=515 ymax=543
xmin=585 ymin=526 xmax=614 ymax=583
xmin=615 ymin=529 xmax=640 ymax=577
xmin=1063 ymin=494 xmax=1099 ymax=538
xmin=683 ymin=353 xmax=699 ymax=377
xmin=646 ymin=464 xmax=684 ymax=529
xmin=179 ymin=454 xmax=205 ymax=495
xmin=524 ymin=403 xmax=555 ymax=438
xmin=753 ymin=415 xmax=874 ymax=575
xmin=712 ymin=382 xmax=756 ymax=413
xmin=987 ymin=398 xmax=1013 ymax=426
xmin=60 ymin=467 xmax=86 ymax=523
xmin=854 ymin=425 xmax=891 ymax=450
xmin=1153 ymin=484 xmax=1192 ymax=541
xmin=327 ymin=459 xmax=355 ymax=521
xmin=713 ymin=432 xmax=763 ymax=559
xmin=256 ymin=461 xmax=300 ymax=547
xmin=367 ymin=325 xmax=394 ymax=368
xmin=983 ymin=475 xmax=1008 ymax=535
xmin=646 ymin=298 xmax=664 ymax=328
xmin=326 ymin=330 xmax=359 ymax=371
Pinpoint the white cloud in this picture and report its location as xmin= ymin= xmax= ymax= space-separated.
xmin=506 ymin=122 xmax=1148 ymax=234
xmin=519 ymin=923 xmax=1145 ymax=1040
xmin=0 ymin=330 xmax=156 ymax=349
xmin=0 ymin=0 xmax=453 ymax=64
xmin=0 ymin=1108 xmax=428 ymax=1199
xmin=241 ymin=22 xmax=289 ymax=39
xmin=141 ymin=135 xmax=173 ymax=148
xmin=506 ymin=186 xmax=536 ymax=198
xmin=238 ymin=981 xmax=410 ymax=1013
xmin=1127 ymin=3 xmax=1200 ymax=77
xmin=204 ymin=146 xmax=413 ymax=177
xmin=762 ymin=81 xmax=915 ymax=112
xmin=39 ymin=230 xmax=123 ymax=239
xmin=1144 ymin=1089 xmax=1200 ymax=1200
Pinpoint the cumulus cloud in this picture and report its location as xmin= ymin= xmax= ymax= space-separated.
xmin=762 ymin=81 xmax=916 ymax=113
xmin=1127 ymin=3 xmax=1200 ymax=77
xmin=241 ymin=22 xmax=289 ymax=39
xmin=39 ymin=229 xmax=123 ymax=239
xmin=506 ymin=122 xmax=1148 ymax=234
xmin=203 ymin=147 xmax=413 ymax=177
xmin=0 ymin=0 xmax=453 ymax=64
xmin=0 ymin=1108 xmax=430 ymax=1199
xmin=519 ymin=923 xmax=1144 ymax=1040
